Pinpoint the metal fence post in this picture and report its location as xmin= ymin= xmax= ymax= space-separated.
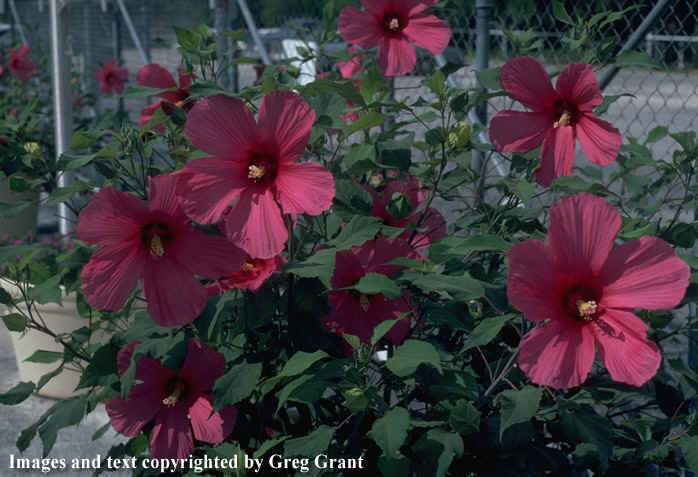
xmin=49 ymin=0 xmax=74 ymax=236
xmin=472 ymin=0 xmax=493 ymax=178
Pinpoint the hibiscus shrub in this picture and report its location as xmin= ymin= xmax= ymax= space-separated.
xmin=2 ymin=3 xmax=698 ymax=476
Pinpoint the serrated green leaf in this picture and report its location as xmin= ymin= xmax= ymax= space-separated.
xmin=386 ymin=339 xmax=442 ymax=377
xmin=369 ymin=407 xmax=410 ymax=457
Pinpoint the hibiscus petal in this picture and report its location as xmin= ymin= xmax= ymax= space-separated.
xmin=489 ymin=110 xmax=552 ymax=153
xmin=136 ymin=64 xmax=177 ymax=89
xmin=599 ymin=236 xmax=690 ymax=310
xmin=148 ymin=173 xmax=186 ymax=218
xmin=406 ymin=207 xmax=446 ymax=250
xmin=116 ymin=342 xmax=173 ymax=380
xmin=576 ymin=114 xmax=621 ymax=167
xmin=172 ymin=227 xmax=246 ymax=279
xmin=224 ymin=189 xmax=288 ymax=259
xmin=140 ymin=101 xmax=165 ymax=130
xmin=518 ymin=320 xmax=595 ymax=389
xmin=332 ymin=249 xmax=365 ymax=289
xmin=77 ymin=188 xmax=147 ymax=245
xmin=150 ymin=406 xmax=194 ymax=459
xmin=593 ymin=309 xmax=661 ymax=386
xmin=82 ymin=243 xmax=146 ymax=311
xmin=177 ymin=157 xmax=248 ymax=225
xmin=548 ymin=192 xmax=621 ymax=275
xmin=179 ymin=340 xmax=226 ymax=393
xmin=555 ymin=63 xmax=602 ymax=112
xmin=257 ymin=91 xmax=315 ymax=163
xmin=377 ymin=35 xmax=417 ymax=77
xmin=500 ymin=57 xmax=556 ymax=112
xmin=142 ymin=259 xmax=208 ymax=326
xmin=274 ymin=162 xmax=335 ymax=216
xmin=106 ymin=393 xmax=161 ymax=438
xmin=184 ymin=95 xmax=257 ymax=158
xmin=534 ymin=125 xmax=576 ymax=187
xmin=507 ymin=240 xmax=560 ymax=322
xmin=188 ymin=395 xmax=237 ymax=444
xmin=403 ymin=14 xmax=452 ymax=56
xmin=338 ymin=6 xmax=383 ymax=50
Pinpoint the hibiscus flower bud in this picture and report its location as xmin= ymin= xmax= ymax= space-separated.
xmin=387 ymin=192 xmax=412 ymax=220
xmin=23 ymin=142 xmax=40 ymax=155
xmin=448 ymin=120 xmax=471 ymax=150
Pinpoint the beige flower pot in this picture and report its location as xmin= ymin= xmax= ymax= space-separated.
xmin=0 ymin=178 xmax=39 ymax=238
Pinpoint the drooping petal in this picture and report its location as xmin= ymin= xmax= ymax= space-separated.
xmin=499 ymin=56 xmax=556 ymax=112
xmin=172 ymin=228 xmax=246 ymax=279
xmin=593 ymin=309 xmax=661 ymax=386
xmin=82 ymin=244 xmax=147 ymax=311
xmin=142 ymin=258 xmax=207 ymax=326
xmin=377 ymin=35 xmax=417 ymax=77
xmin=150 ymin=406 xmax=194 ymax=459
xmin=136 ymin=64 xmax=177 ymax=90
xmin=338 ymin=6 xmax=383 ymax=50
xmin=177 ymin=157 xmax=248 ymax=225
xmin=76 ymin=188 xmax=147 ymax=245
xmin=599 ymin=236 xmax=691 ymax=310
xmin=274 ymin=162 xmax=335 ymax=216
xmin=404 ymin=0 xmax=438 ymax=16
xmin=534 ymin=126 xmax=576 ymax=187
xmin=106 ymin=393 xmax=162 ymax=437
xmin=179 ymin=340 xmax=226 ymax=393
xmin=223 ymin=188 xmax=288 ymax=259
xmin=257 ymin=91 xmax=315 ymax=163
xmin=403 ymin=14 xmax=452 ymax=56
xmin=489 ymin=110 xmax=552 ymax=153
xmin=507 ymin=240 xmax=561 ymax=322
xmin=576 ymin=114 xmax=621 ymax=167
xmin=555 ymin=63 xmax=602 ymax=112
xmin=184 ymin=95 xmax=258 ymax=158
xmin=518 ymin=319 xmax=595 ymax=389
xmin=188 ymin=395 xmax=237 ymax=444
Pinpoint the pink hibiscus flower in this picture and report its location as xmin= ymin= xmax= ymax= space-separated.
xmin=177 ymin=91 xmax=335 ymax=259
xmin=136 ymin=64 xmax=195 ymax=127
xmin=338 ymin=47 xmax=364 ymax=79
xmin=106 ymin=340 xmax=237 ymax=459
xmin=206 ymin=254 xmax=285 ymax=294
xmin=95 ymin=59 xmax=129 ymax=95
xmin=8 ymin=44 xmax=37 ymax=82
xmin=77 ymin=174 xmax=244 ymax=326
xmin=366 ymin=175 xmax=446 ymax=251
xmin=321 ymin=238 xmax=416 ymax=346
xmin=507 ymin=193 xmax=690 ymax=389
xmin=338 ymin=0 xmax=451 ymax=77
xmin=489 ymin=57 xmax=622 ymax=187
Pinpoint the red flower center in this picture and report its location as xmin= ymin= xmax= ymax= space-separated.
xmin=383 ymin=13 xmax=404 ymax=33
xmin=141 ymin=222 xmax=172 ymax=259
xmin=553 ymin=99 xmax=579 ymax=128
xmin=247 ymin=154 xmax=278 ymax=185
xmin=162 ymin=378 xmax=188 ymax=407
xmin=563 ymin=284 xmax=601 ymax=322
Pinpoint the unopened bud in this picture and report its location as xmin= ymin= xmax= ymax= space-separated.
xmin=23 ymin=142 xmax=40 ymax=155
xmin=448 ymin=121 xmax=471 ymax=150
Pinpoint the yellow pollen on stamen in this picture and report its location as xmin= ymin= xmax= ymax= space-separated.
xmin=162 ymin=384 xmax=183 ymax=407
xmin=576 ymin=300 xmax=598 ymax=321
xmin=359 ymin=294 xmax=370 ymax=312
xmin=150 ymin=234 xmax=165 ymax=258
xmin=241 ymin=262 xmax=255 ymax=273
xmin=387 ymin=18 xmax=400 ymax=31
xmin=554 ymin=111 xmax=571 ymax=128
xmin=175 ymin=100 xmax=186 ymax=108
xmin=248 ymin=164 xmax=266 ymax=181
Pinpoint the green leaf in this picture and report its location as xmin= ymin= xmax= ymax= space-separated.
xmin=344 ymin=143 xmax=376 ymax=172
xmin=353 ymin=273 xmax=402 ymax=300
xmin=424 ymin=69 xmax=446 ymax=96
xmin=25 ymin=350 xmax=64 ymax=364
xmin=46 ymin=182 xmax=91 ymax=204
xmin=284 ymin=425 xmax=335 ymax=457
xmin=449 ymin=400 xmax=480 ymax=436
xmin=413 ymin=429 xmax=464 ymax=477
xmin=371 ymin=317 xmax=405 ymax=346
xmin=0 ymin=200 xmax=34 ymax=219
xmin=278 ymin=350 xmax=329 ymax=378
xmin=552 ymin=0 xmax=574 ymax=24
xmin=475 ymin=67 xmax=501 ymax=90
xmin=614 ymin=51 xmax=662 ymax=69
xmin=69 ymin=131 xmax=97 ymax=150
xmin=561 ymin=408 xmax=613 ymax=468
xmin=645 ymin=126 xmax=669 ymax=144
xmin=0 ymin=381 xmax=35 ymax=405
xmin=122 ymin=85 xmax=171 ymax=98
xmin=38 ymin=396 xmax=87 ymax=456
xmin=378 ymin=456 xmax=410 ymax=477
xmin=57 ymin=153 xmax=97 ymax=171
xmin=346 ymin=112 xmax=387 ymax=135
xmin=253 ymin=436 xmax=291 ymax=459
xmin=26 ymin=274 xmax=63 ymax=305
xmin=495 ymin=385 xmax=543 ymax=439
xmin=213 ymin=362 xmax=262 ymax=410
xmin=386 ymin=192 xmax=412 ymax=220
xmin=462 ymin=314 xmax=514 ymax=351
xmin=369 ymin=407 xmax=410 ymax=457
xmin=677 ymin=436 xmax=698 ymax=474
xmin=328 ymin=216 xmax=383 ymax=249
xmin=285 ymin=248 xmax=335 ymax=285
xmin=386 ymin=339 xmax=442 ymax=377
xmin=403 ymin=271 xmax=484 ymax=301
xmin=3 ymin=313 xmax=26 ymax=332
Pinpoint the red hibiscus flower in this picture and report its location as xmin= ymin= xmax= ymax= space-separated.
xmin=177 ymin=91 xmax=335 ymax=259
xmin=338 ymin=47 xmax=364 ymax=79
xmin=7 ymin=44 xmax=37 ymax=82
xmin=489 ymin=57 xmax=622 ymax=187
xmin=136 ymin=64 xmax=194 ymax=127
xmin=338 ymin=0 xmax=451 ymax=77
xmin=77 ymin=174 xmax=244 ymax=326
xmin=322 ymin=238 xmax=416 ymax=346
xmin=206 ymin=254 xmax=285 ymax=294
xmin=507 ymin=193 xmax=690 ymax=389
xmin=95 ymin=59 xmax=129 ymax=95
xmin=106 ymin=340 xmax=237 ymax=459
xmin=366 ymin=175 xmax=446 ymax=252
